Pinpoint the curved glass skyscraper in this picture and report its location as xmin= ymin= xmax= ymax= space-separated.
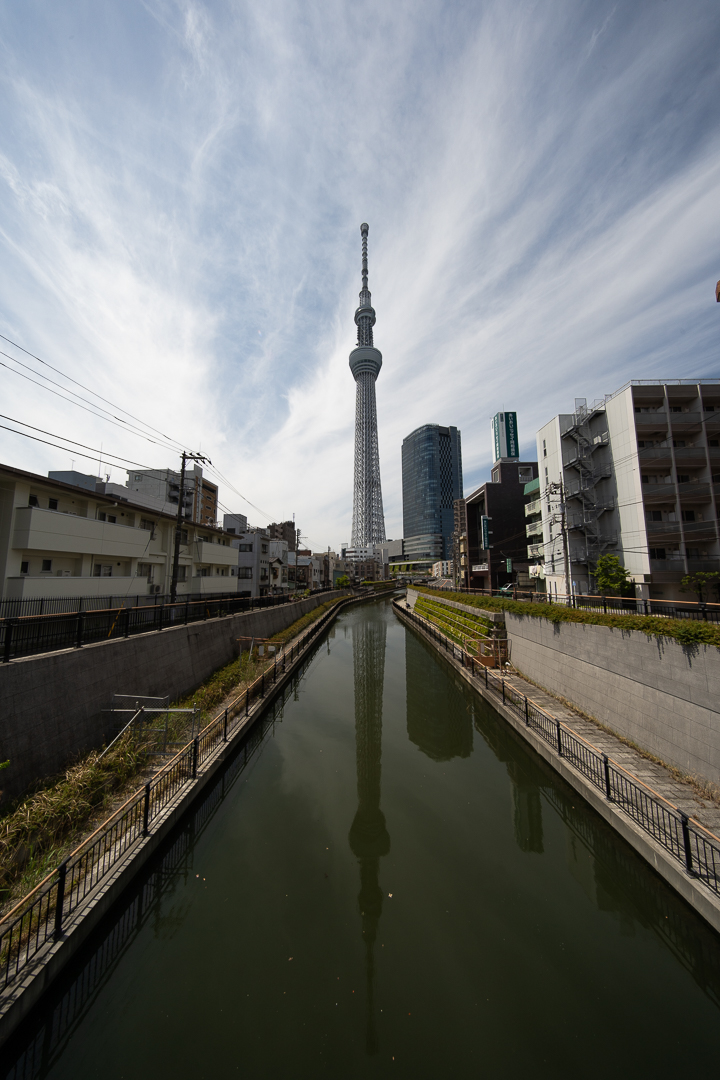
xmin=401 ymin=424 xmax=463 ymax=570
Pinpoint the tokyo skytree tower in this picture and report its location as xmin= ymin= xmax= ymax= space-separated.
xmin=350 ymin=223 xmax=386 ymax=546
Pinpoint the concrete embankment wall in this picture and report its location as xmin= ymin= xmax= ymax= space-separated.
xmin=0 ymin=591 xmax=344 ymax=803
xmin=506 ymin=613 xmax=720 ymax=786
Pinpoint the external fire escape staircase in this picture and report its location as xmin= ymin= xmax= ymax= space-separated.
xmin=560 ymin=399 xmax=617 ymax=568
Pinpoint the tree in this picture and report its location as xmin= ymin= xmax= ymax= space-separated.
xmin=680 ymin=571 xmax=720 ymax=605
xmin=594 ymin=554 xmax=631 ymax=596
xmin=335 ymin=574 xmax=351 ymax=588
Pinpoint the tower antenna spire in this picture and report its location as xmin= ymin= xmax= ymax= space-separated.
xmin=349 ymin=223 xmax=386 ymax=547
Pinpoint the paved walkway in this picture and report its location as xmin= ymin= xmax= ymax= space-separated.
xmin=492 ymin=667 xmax=720 ymax=837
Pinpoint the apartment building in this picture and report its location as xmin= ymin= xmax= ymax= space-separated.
xmin=463 ymin=460 xmax=538 ymax=591
xmin=230 ymin=529 xmax=270 ymax=598
xmin=536 ymin=380 xmax=720 ymax=600
xmin=127 ymin=466 xmax=218 ymax=526
xmin=0 ymin=464 xmax=238 ymax=601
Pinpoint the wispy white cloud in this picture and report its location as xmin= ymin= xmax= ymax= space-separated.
xmin=0 ymin=0 xmax=719 ymax=547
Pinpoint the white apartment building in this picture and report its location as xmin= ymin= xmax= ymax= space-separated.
xmin=536 ymin=380 xmax=720 ymax=601
xmin=0 ymin=464 xmax=240 ymax=602
xmin=230 ymin=529 xmax=270 ymax=598
xmin=431 ymin=560 xmax=453 ymax=579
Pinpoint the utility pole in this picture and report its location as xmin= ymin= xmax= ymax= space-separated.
xmin=170 ymin=451 xmax=211 ymax=604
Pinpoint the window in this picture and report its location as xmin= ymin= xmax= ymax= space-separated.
xmin=49 ymin=498 xmax=58 ymax=511
xmin=227 ymin=527 xmax=235 ymax=534
xmin=181 ymin=529 xmax=189 ymax=544
xmin=238 ymin=567 xmax=253 ymax=579
xmin=681 ymin=510 xmax=696 ymax=522
xmin=93 ymin=564 xmax=113 ymax=577
xmin=20 ymin=561 xmax=28 ymax=574
xmin=543 ymin=440 xmax=547 ymax=458
xmin=97 ymin=512 xmax=117 ymax=523
xmin=28 ymin=495 xmax=39 ymax=507
xmin=649 ymin=548 xmax=666 ymax=560
xmin=647 ymin=510 xmax=662 ymax=521
xmin=670 ymin=406 xmax=681 ymax=413
xmin=41 ymin=559 xmax=52 ymax=572
xmin=134 ymin=474 xmax=143 ymax=481
xmin=518 ymin=467 xmax=534 ymax=484
xmin=676 ymin=475 xmax=690 ymax=484
xmin=261 ymin=543 xmax=268 ymax=553
xmin=491 ymin=468 xmax=500 ymax=483
xmin=673 ymin=440 xmax=686 ymax=448
xmin=140 ymin=518 xmax=156 ymax=537
xmin=137 ymin=562 xmax=153 ymax=580
xmin=199 ymin=567 xmax=210 ymax=577
xmin=686 ymin=547 xmax=700 ymax=559
xmin=177 ymin=565 xmax=188 ymax=582
xmin=238 ymin=543 xmax=253 ymax=552
xmin=709 ymin=440 xmax=719 ymax=448
xmin=705 ymin=405 xmax=716 ymax=412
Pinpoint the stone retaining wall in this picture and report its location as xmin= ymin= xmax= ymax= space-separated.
xmin=0 ymin=592 xmax=344 ymax=802
xmin=505 ymin=613 xmax=720 ymax=786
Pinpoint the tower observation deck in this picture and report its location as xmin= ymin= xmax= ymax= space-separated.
xmin=350 ymin=223 xmax=386 ymax=546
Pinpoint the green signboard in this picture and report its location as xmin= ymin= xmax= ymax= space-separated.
xmin=491 ymin=412 xmax=519 ymax=462
xmin=481 ymin=515 xmax=492 ymax=549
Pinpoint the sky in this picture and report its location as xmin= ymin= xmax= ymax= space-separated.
xmin=1 ymin=0 xmax=719 ymax=550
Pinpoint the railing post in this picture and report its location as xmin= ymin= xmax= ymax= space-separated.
xmin=143 ymin=782 xmax=151 ymax=834
xmin=602 ymin=753 xmax=612 ymax=800
xmin=261 ymin=672 xmax=264 ymax=697
xmin=485 ymin=665 xmax=488 ymax=688
xmin=524 ymin=696 xmax=529 ymax=725
xmin=124 ymin=606 xmax=130 ymax=638
xmin=185 ymin=597 xmax=189 ymax=625
xmin=223 ymin=707 xmax=228 ymax=742
xmin=246 ymin=689 xmax=249 ymax=717
xmin=3 ymin=619 xmax=15 ymax=663
xmin=680 ymin=812 xmax=693 ymax=874
xmin=556 ymin=720 xmax=563 ymax=756
xmin=54 ymin=860 xmax=68 ymax=939
xmin=76 ymin=611 xmax=85 ymax=649
xmin=192 ymin=736 xmax=199 ymax=778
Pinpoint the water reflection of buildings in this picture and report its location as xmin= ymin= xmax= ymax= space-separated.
xmin=473 ymin=708 xmax=543 ymax=853
xmin=348 ymin=614 xmax=389 ymax=1056
xmin=405 ymin=632 xmax=472 ymax=761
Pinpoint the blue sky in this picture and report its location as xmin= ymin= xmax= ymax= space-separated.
xmin=1 ymin=0 xmax=719 ymax=549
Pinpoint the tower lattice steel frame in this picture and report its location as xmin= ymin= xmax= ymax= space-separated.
xmin=350 ymin=223 xmax=386 ymax=546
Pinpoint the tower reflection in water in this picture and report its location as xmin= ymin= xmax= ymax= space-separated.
xmin=348 ymin=613 xmax=389 ymax=1056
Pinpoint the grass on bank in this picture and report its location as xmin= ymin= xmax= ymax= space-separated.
xmin=0 ymin=596 xmax=343 ymax=911
xmin=414 ymin=587 xmax=720 ymax=649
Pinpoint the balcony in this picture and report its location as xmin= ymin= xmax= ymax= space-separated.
xmin=526 ymin=544 xmax=543 ymax=559
xmin=3 ymin=575 xmax=145 ymax=601
xmin=13 ymin=507 xmax=152 ymax=559
xmin=526 ymin=520 xmax=543 ymax=539
xmin=524 ymin=499 xmax=541 ymax=517
xmin=190 ymin=576 xmax=238 ymax=595
xmin=194 ymin=540 xmax=238 ymax=567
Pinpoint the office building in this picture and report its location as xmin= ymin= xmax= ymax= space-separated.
xmin=401 ymin=424 xmax=463 ymax=574
xmin=127 ymin=466 xmax=218 ymax=526
xmin=463 ymin=460 xmax=538 ymax=591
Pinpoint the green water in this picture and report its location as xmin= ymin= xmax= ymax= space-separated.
xmin=4 ymin=598 xmax=720 ymax=1079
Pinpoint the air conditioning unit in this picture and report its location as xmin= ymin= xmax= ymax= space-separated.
xmin=56 ymin=570 xmax=71 ymax=577
xmin=153 ymin=584 xmax=162 ymax=593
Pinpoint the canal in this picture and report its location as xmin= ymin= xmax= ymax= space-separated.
xmin=4 ymin=597 xmax=720 ymax=1078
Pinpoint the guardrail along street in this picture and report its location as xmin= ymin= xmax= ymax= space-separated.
xmin=0 ymin=588 xmax=337 ymax=663
xmin=425 ymin=583 xmax=720 ymax=623
xmin=396 ymin=599 xmax=720 ymax=901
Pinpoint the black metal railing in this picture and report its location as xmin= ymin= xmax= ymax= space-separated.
xmin=0 ymin=588 xmax=336 ymax=663
xmin=425 ymin=583 xmax=720 ymax=624
xmin=0 ymin=592 xmax=360 ymax=990
xmin=396 ymin=599 xmax=720 ymax=900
